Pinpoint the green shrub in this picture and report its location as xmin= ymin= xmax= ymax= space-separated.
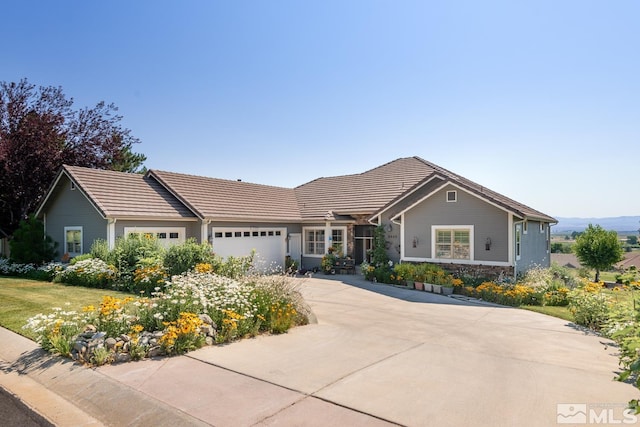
xmin=90 ymin=239 xmax=110 ymax=262
xmin=214 ymin=253 xmax=254 ymax=279
xmin=9 ymin=215 xmax=58 ymax=264
xmin=371 ymin=225 xmax=390 ymax=268
xmin=394 ymin=263 xmax=416 ymax=282
xmin=541 ymin=282 xmax=570 ymax=306
xmin=109 ymin=234 xmax=165 ymax=283
xmin=164 ymin=238 xmax=214 ymax=277
xmin=568 ymin=287 xmax=611 ymax=330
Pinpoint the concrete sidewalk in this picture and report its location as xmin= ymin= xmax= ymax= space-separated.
xmin=1 ymin=274 xmax=639 ymax=426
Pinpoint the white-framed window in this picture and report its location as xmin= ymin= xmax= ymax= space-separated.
xmin=64 ymin=226 xmax=83 ymax=256
xmin=305 ymin=228 xmax=325 ymax=255
xmin=446 ymin=190 xmax=457 ymax=202
xmin=70 ymin=182 xmax=76 ymax=190
xmin=330 ymin=229 xmax=344 ymax=256
xmin=432 ymin=226 xmax=472 ymax=260
xmin=303 ymin=226 xmax=347 ymax=257
xmin=523 ymin=220 xmax=528 ymax=234
xmin=539 ymin=222 xmax=545 ymax=233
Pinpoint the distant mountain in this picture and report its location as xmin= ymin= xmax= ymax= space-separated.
xmin=553 ymin=216 xmax=640 ymax=233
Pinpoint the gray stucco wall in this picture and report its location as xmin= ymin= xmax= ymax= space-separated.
xmin=401 ymin=184 xmax=509 ymax=263
xmin=41 ymin=176 xmax=107 ymax=260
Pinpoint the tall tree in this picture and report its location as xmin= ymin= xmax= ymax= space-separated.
xmin=573 ymin=224 xmax=624 ymax=282
xmin=0 ymin=79 xmax=146 ymax=235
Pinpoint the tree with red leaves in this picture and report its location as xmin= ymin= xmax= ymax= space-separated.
xmin=0 ymin=79 xmax=146 ymax=236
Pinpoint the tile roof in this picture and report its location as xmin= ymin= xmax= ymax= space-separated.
xmin=50 ymin=157 xmax=555 ymax=225
xmin=294 ymin=157 xmax=435 ymax=220
xmin=63 ymin=166 xmax=196 ymax=219
xmin=617 ymin=252 xmax=640 ymax=270
xmin=147 ymin=170 xmax=301 ymax=222
xmin=296 ymin=156 xmax=556 ymax=223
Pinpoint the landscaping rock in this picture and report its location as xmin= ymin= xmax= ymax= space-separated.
xmin=199 ymin=314 xmax=213 ymax=325
xmin=148 ymin=346 xmax=163 ymax=358
xmin=105 ymin=337 xmax=117 ymax=350
xmin=200 ymin=324 xmax=215 ymax=337
xmin=114 ymin=353 xmax=131 ymax=364
xmin=73 ymin=341 xmax=87 ymax=354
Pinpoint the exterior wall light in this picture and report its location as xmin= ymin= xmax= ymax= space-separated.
xmin=485 ymin=237 xmax=492 ymax=251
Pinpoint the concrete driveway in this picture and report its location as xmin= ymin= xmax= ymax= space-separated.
xmin=184 ymin=275 xmax=637 ymax=426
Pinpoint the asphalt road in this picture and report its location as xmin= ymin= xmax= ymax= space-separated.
xmin=0 ymin=387 xmax=51 ymax=427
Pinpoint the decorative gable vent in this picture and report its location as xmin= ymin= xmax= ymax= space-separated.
xmin=446 ymin=190 xmax=457 ymax=202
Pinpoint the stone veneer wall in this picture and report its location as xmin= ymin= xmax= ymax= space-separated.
xmin=437 ymin=263 xmax=515 ymax=282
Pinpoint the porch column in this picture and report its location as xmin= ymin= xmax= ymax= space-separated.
xmin=201 ymin=220 xmax=211 ymax=245
xmin=107 ymin=218 xmax=116 ymax=250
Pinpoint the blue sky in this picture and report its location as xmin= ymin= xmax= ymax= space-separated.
xmin=3 ymin=1 xmax=639 ymax=218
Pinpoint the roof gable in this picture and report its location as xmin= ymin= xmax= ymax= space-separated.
xmin=37 ymin=166 xmax=196 ymax=219
xmin=373 ymin=157 xmax=557 ymax=223
xmin=294 ymin=157 xmax=436 ymax=220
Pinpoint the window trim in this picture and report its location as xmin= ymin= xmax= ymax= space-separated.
xmin=304 ymin=227 xmax=326 ymax=257
xmin=64 ymin=226 xmax=83 ymax=257
xmin=330 ymin=228 xmax=345 ymax=257
xmin=446 ymin=190 xmax=457 ymax=203
xmin=523 ymin=220 xmax=528 ymax=234
xmin=124 ymin=227 xmax=186 ymax=247
xmin=431 ymin=225 xmax=473 ymax=261
xmin=303 ymin=226 xmax=348 ymax=258
xmin=539 ymin=222 xmax=545 ymax=233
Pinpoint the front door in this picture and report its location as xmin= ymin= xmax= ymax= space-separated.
xmin=354 ymin=225 xmax=375 ymax=264
xmin=355 ymin=237 xmax=373 ymax=264
xmin=288 ymin=233 xmax=302 ymax=267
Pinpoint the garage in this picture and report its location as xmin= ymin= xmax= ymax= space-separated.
xmin=123 ymin=227 xmax=186 ymax=248
xmin=211 ymin=227 xmax=287 ymax=271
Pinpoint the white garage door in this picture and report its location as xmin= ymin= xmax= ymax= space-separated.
xmin=124 ymin=227 xmax=186 ymax=248
xmin=212 ymin=227 xmax=286 ymax=272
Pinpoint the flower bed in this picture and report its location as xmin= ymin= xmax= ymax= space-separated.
xmin=23 ymin=272 xmax=311 ymax=365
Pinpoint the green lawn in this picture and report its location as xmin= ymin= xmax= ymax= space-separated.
xmin=522 ymin=305 xmax=573 ymax=321
xmin=523 ymin=287 xmax=640 ymax=323
xmin=0 ymin=277 xmax=129 ymax=340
